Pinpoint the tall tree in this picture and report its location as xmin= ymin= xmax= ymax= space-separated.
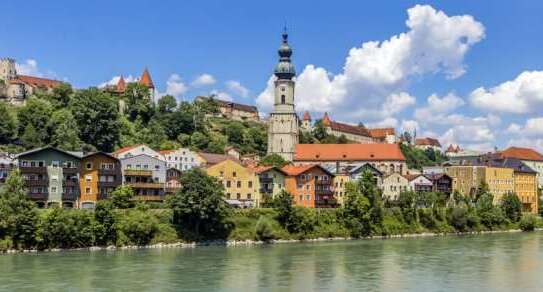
xmin=157 ymin=95 xmax=177 ymax=114
xmin=122 ymin=83 xmax=154 ymax=124
xmin=70 ymin=88 xmax=121 ymax=152
xmin=0 ymin=102 xmax=17 ymax=144
xmin=17 ymin=98 xmax=53 ymax=146
xmin=48 ymin=109 xmax=82 ymax=151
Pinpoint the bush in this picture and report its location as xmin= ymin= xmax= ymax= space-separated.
xmin=255 ymin=216 xmax=275 ymax=242
xmin=519 ymin=214 xmax=537 ymax=232
xmin=0 ymin=237 xmax=13 ymax=252
xmin=501 ymin=193 xmax=522 ymax=222
xmin=151 ymin=223 xmax=179 ymax=244
xmin=448 ymin=207 xmax=468 ymax=231
xmin=116 ymin=210 xmax=159 ymax=246
xmin=417 ymin=208 xmax=437 ymax=229
xmin=36 ymin=208 xmax=95 ymax=249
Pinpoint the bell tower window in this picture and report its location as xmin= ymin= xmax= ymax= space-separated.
xmin=281 ymin=95 xmax=286 ymax=104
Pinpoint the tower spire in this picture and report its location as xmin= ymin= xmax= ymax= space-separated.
xmin=274 ymin=27 xmax=295 ymax=80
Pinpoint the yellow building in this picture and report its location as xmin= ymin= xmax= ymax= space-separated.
xmin=333 ymin=173 xmax=350 ymax=206
xmin=501 ymin=159 xmax=539 ymax=214
xmin=445 ymin=166 xmax=514 ymax=203
xmin=206 ymin=159 xmax=261 ymax=207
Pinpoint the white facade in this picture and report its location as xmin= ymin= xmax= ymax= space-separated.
xmin=114 ymin=145 xmax=165 ymax=161
xmin=162 ymin=148 xmax=201 ymax=171
xmin=407 ymin=175 xmax=433 ymax=191
xmin=381 ymin=173 xmax=409 ymax=200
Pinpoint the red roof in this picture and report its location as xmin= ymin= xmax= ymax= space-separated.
xmin=303 ymin=111 xmax=311 ymax=121
xmin=321 ymin=113 xmax=371 ymax=137
xmin=112 ymin=144 xmax=143 ymax=155
xmin=116 ymin=76 xmax=126 ymax=92
xmin=368 ymin=128 xmax=395 ymax=139
xmin=281 ymin=164 xmax=327 ymax=176
xmin=159 ymin=149 xmax=176 ymax=155
xmin=139 ymin=68 xmax=154 ymax=88
xmin=322 ymin=112 xmax=331 ymax=126
xmin=198 ymin=152 xmax=240 ymax=166
xmin=498 ymin=147 xmax=543 ymax=161
xmin=415 ymin=138 xmax=441 ymax=147
xmin=13 ymin=75 xmax=61 ymax=89
xmin=294 ymin=143 xmax=405 ymax=161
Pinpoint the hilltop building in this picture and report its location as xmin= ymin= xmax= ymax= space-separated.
xmin=266 ymin=30 xmax=299 ymax=161
xmin=415 ymin=137 xmax=442 ymax=152
xmin=195 ymin=96 xmax=259 ymax=122
xmin=103 ymin=68 xmax=155 ymax=113
xmin=0 ymin=58 xmax=62 ymax=105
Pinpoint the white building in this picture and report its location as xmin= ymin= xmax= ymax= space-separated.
xmin=160 ymin=148 xmax=202 ymax=171
xmin=113 ymin=144 xmax=164 ymax=161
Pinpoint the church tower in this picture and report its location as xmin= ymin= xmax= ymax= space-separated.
xmin=267 ymin=29 xmax=299 ymax=161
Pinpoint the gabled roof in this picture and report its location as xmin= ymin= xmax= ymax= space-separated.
xmin=116 ymin=76 xmax=126 ymax=92
xmin=349 ymin=163 xmax=383 ymax=176
xmin=139 ymin=68 xmax=154 ymax=88
xmin=415 ymin=137 xmax=441 ymax=147
xmin=498 ymin=147 xmax=543 ymax=162
xmin=403 ymin=174 xmax=432 ymax=183
xmin=112 ymin=144 xmax=145 ymax=156
xmin=281 ymin=164 xmax=334 ymax=177
xmin=368 ymin=128 xmax=395 ymax=139
xmin=198 ymin=152 xmax=240 ymax=166
xmin=82 ymin=151 xmax=119 ymax=161
xmin=159 ymin=149 xmax=176 ymax=155
xmin=424 ymin=173 xmax=452 ymax=181
xmin=303 ymin=111 xmax=311 ymax=121
xmin=13 ymin=75 xmax=61 ymax=89
xmin=249 ymin=165 xmax=287 ymax=175
xmin=491 ymin=158 xmax=538 ymax=174
xmin=15 ymin=146 xmax=82 ymax=159
xmin=295 ymin=143 xmax=406 ymax=161
xmin=119 ymin=153 xmax=165 ymax=163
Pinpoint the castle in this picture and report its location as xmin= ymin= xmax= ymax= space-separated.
xmin=0 ymin=58 xmax=62 ymax=105
xmin=102 ymin=68 xmax=156 ymax=113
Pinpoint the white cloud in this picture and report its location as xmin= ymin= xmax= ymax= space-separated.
xmin=470 ymin=71 xmax=543 ymax=114
xmin=191 ymin=74 xmax=216 ymax=87
xmin=210 ymin=89 xmax=233 ymax=101
xmin=257 ymin=4 xmax=484 ymax=124
xmin=506 ymin=117 xmax=543 ymax=136
xmin=382 ymin=92 xmax=416 ymax=115
xmin=400 ymin=120 xmax=419 ymax=132
xmin=16 ymin=59 xmax=58 ymax=79
xmin=367 ymin=117 xmax=398 ymax=128
xmin=255 ymin=76 xmax=276 ymax=113
xmin=99 ymin=75 xmax=137 ymax=88
xmin=225 ymin=80 xmax=250 ymax=98
xmin=507 ymin=138 xmax=543 ymax=153
xmin=414 ymin=92 xmax=465 ymax=124
xmin=164 ymin=74 xmax=188 ymax=99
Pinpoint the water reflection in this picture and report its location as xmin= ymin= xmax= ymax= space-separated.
xmin=0 ymin=233 xmax=541 ymax=291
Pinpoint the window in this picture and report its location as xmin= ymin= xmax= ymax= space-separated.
xmin=30 ymin=161 xmax=36 ymax=167
xmin=226 ymin=193 xmax=231 ymax=199
xmin=219 ymin=171 xmax=224 ymax=177
xmin=21 ymin=160 xmax=28 ymax=167
xmin=52 ymin=161 xmax=60 ymax=167
xmin=306 ymin=195 xmax=310 ymax=201
xmin=38 ymin=161 xmax=44 ymax=167
xmin=51 ymin=187 xmax=57 ymax=193
xmin=85 ymin=188 xmax=91 ymax=194
xmin=226 ymin=181 xmax=231 ymax=188
xmin=281 ymin=95 xmax=285 ymax=104
xmin=66 ymin=161 xmax=74 ymax=168
xmin=306 ymin=185 xmax=310 ymax=190
xmin=236 ymin=193 xmax=241 ymax=199
xmin=136 ymin=164 xmax=141 ymax=169
xmin=85 ymin=175 xmax=92 ymax=182
xmin=127 ymin=164 xmax=132 ymax=169
xmin=86 ymin=162 xmax=93 ymax=170
xmin=143 ymin=165 xmax=149 ymax=169
xmin=247 ymin=194 xmax=251 ymax=200
xmin=237 ymin=181 xmax=241 ymax=188
xmin=301 ymin=174 xmax=306 ymax=180
xmin=233 ymin=171 xmax=237 ymax=177
xmin=299 ymin=195 xmax=303 ymax=201
xmin=99 ymin=175 xmax=107 ymax=182
xmin=248 ymin=181 xmax=253 ymax=188
xmin=155 ymin=165 xmax=160 ymax=170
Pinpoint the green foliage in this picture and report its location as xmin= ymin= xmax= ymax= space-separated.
xmin=255 ymin=216 xmax=275 ymax=241
xmin=400 ymin=143 xmax=447 ymax=170
xmin=48 ymin=109 xmax=82 ymax=151
xmin=476 ymin=193 xmax=506 ymax=229
xmin=70 ymin=88 xmax=121 ymax=152
xmin=21 ymin=124 xmax=42 ymax=149
xmin=190 ymin=131 xmax=209 ymax=150
xmin=110 ymin=185 xmax=135 ymax=209
xmin=123 ymin=83 xmax=154 ymax=123
xmin=47 ymin=83 xmax=74 ymax=108
xmin=94 ymin=200 xmax=117 ymax=246
xmin=157 ymin=95 xmax=177 ymax=114
xmin=260 ymin=154 xmax=289 ymax=168
xmin=116 ymin=209 xmax=159 ymax=246
xmin=500 ymin=193 xmax=522 ymax=222
xmin=447 ymin=207 xmax=469 ymax=231
xmin=17 ymin=98 xmax=53 ymax=147
xmin=36 ymin=208 xmax=95 ymax=249
xmin=519 ymin=214 xmax=537 ymax=232
xmin=312 ymin=120 xmax=328 ymax=141
xmin=0 ymin=102 xmax=17 ymax=144
xmin=0 ymin=169 xmax=38 ymax=249
xmin=166 ymin=169 xmax=232 ymax=240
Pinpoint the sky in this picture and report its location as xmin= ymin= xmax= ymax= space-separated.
xmin=2 ymin=0 xmax=543 ymax=152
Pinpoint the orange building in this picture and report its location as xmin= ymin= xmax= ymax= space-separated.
xmin=282 ymin=164 xmax=336 ymax=208
xmin=79 ymin=152 xmax=122 ymax=209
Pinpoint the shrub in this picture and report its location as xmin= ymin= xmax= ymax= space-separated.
xmin=110 ymin=185 xmax=135 ymax=209
xmin=255 ymin=216 xmax=275 ymax=242
xmin=151 ymin=223 xmax=179 ymax=244
xmin=36 ymin=208 xmax=95 ymax=249
xmin=501 ymin=193 xmax=522 ymax=222
xmin=94 ymin=200 xmax=116 ymax=246
xmin=117 ymin=210 xmax=159 ymax=246
xmin=448 ymin=207 xmax=468 ymax=231
xmin=417 ymin=208 xmax=437 ymax=229
xmin=0 ymin=237 xmax=13 ymax=252
xmin=519 ymin=214 xmax=537 ymax=232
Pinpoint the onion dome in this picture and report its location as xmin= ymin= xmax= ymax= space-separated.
xmin=274 ymin=30 xmax=296 ymax=80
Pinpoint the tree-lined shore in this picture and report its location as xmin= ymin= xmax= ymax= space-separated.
xmin=1 ymin=168 xmax=541 ymax=252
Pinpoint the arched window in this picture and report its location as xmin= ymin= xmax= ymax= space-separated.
xmin=390 ymin=164 xmax=395 ymax=173
xmin=281 ymin=95 xmax=286 ymax=104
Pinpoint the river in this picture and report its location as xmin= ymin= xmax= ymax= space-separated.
xmin=0 ymin=232 xmax=542 ymax=291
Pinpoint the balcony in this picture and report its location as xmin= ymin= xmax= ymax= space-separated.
xmin=62 ymin=192 xmax=79 ymax=201
xmin=20 ymin=166 xmax=47 ymax=174
xmin=127 ymin=182 xmax=164 ymax=189
xmin=260 ymin=178 xmax=273 ymax=184
xmin=63 ymin=167 xmax=79 ymax=174
xmin=315 ymin=189 xmax=334 ymax=196
xmin=27 ymin=192 xmax=48 ymax=200
xmin=165 ymin=187 xmax=181 ymax=194
xmin=98 ymin=168 xmax=119 ymax=175
xmin=24 ymin=179 xmax=49 ymax=187
xmin=259 ymin=187 xmax=273 ymax=194
xmin=315 ymin=197 xmax=337 ymax=208
xmin=124 ymin=169 xmax=153 ymax=176
xmin=133 ymin=195 xmax=164 ymax=202
xmin=98 ymin=181 xmax=121 ymax=188
xmin=315 ymin=179 xmax=332 ymax=186
xmin=63 ymin=180 xmax=79 ymax=187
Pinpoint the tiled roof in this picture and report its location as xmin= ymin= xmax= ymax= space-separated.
xmin=139 ymin=68 xmax=154 ymax=88
xmin=368 ymin=128 xmax=395 ymax=139
xmin=198 ymin=152 xmax=240 ymax=166
xmin=498 ymin=147 xmax=543 ymax=162
xmin=13 ymin=75 xmax=61 ymax=88
xmin=159 ymin=149 xmax=176 ymax=155
xmin=116 ymin=76 xmax=126 ymax=92
xmin=112 ymin=144 xmax=143 ymax=155
xmin=249 ymin=165 xmax=287 ymax=175
xmin=281 ymin=164 xmax=333 ymax=176
xmin=415 ymin=137 xmax=441 ymax=147
xmin=303 ymin=111 xmax=311 ymax=121
xmin=294 ymin=143 xmax=406 ymax=161
xmin=403 ymin=174 xmax=421 ymax=181
xmin=321 ymin=113 xmax=371 ymax=137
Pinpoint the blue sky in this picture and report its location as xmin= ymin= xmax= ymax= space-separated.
xmin=2 ymin=1 xmax=543 ymax=151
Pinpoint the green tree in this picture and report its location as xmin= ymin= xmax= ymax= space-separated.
xmin=136 ymin=118 xmax=167 ymax=149
xmin=0 ymin=169 xmax=38 ymax=249
xmin=190 ymin=131 xmax=209 ymax=150
xmin=0 ymin=102 xmax=17 ymax=144
xmin=47 ymin=83 xmax=73 ymax=108
xmin=206 ymin=134 xmax=227 ymax=154
xmin=116 ymin=209 xmax=159 ymax=245
xmin=110 ymin=185 xmax=135 ymax=209
xmin=260 ymin=154 xmax=288 ymax=168
xmin=224 ymin=121 xmax=245 ymax=146
xmin=500 ymin=192 xmax=522 ymax=222
xmin=94 ymin=200 xmax=117 ymax=246
xmin=48 ymin=109 xmax=82 ymax=151
xmin=337 ymin=134 xmax=348 ymax=144
xmin=17 ymin=98 xmax=53 ymax=146
xmin=341 ymin=182 xmax=372 ymax=237
xmin=157 ymin=95 xmax=177 ymax=114
xmin=21 ymin=124 xmax=42 ymax=149
xmin=312 ymin=120 xmax=328 ymax=141
xmin=123 ymin=83 xmax=154 ymax=123
xmin=70 ymin=88 xmax=121 ymax=152
xmin=36 ymin=208 xmax=95 ymax=249
xmin=166 ymin=169 xmax=231 ymax=240
xmin=476 ymin=193 xmax=506 ymax=229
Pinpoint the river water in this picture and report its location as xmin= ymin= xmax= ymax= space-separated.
xmin=0 ymin=232 xmax=542 ymax=291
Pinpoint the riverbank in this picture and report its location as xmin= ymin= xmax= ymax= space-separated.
xmin=3 ymin=228 xmax=542 ymax=254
